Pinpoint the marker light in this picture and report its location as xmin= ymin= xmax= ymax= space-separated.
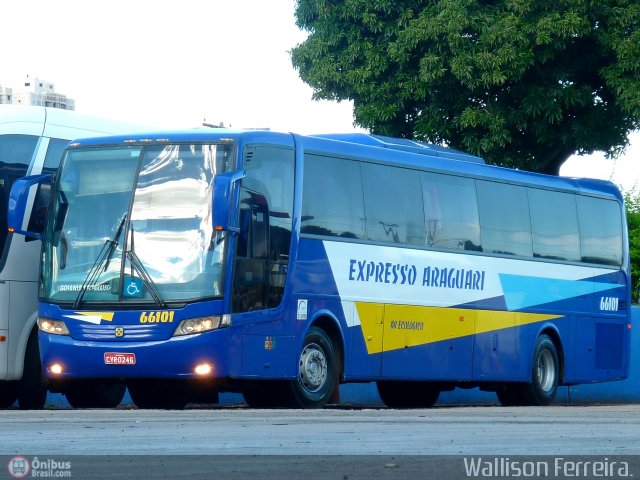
xmin=49 ymin=364 xmax=63 ymax=375
xmin=37 ymin=317 xmax=70 ymax=336
xmin=173 ymin=314 xmax=230 ymax=337
xmin=194 ymin=363 xmax=213 ymax=376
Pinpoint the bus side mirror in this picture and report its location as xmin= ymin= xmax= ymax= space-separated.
xmin=212 ymin=170 xmax=245 ymax=233
xmin=8 ymin=174 xmax=53 ymax=240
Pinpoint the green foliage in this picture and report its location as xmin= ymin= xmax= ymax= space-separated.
xmin=625 ymin=190 xmax=640 ymax=304
xmin=292 ymin=0 xmax=640 ymax=174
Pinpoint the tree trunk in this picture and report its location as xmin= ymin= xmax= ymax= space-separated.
xmin=537 ymin=146 xmax=575 ymax=176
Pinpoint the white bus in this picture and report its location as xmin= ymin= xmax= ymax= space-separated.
xmin=0 ymin=105 xmax=150 ymax=408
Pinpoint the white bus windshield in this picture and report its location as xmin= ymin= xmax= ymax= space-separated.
xmin=40 ymin=142 xmax=235 ymax=304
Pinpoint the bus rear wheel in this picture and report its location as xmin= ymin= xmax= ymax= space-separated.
xmin=65 ymin=381 xmax=126 ymax=408
xmin=518 ymin=334 xmax=560 ymax=406
xmin=377 ymin=381 xmax=440 ymax=408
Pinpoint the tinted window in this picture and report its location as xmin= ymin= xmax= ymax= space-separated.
xmin=0 ymin=134 xmax=39 ymax=254
xmin=577 ymin=196 xmax=623 ymax=266
xmin=41 ymin=138 xmax=70 ymax=175
xmin=477 ymin=181 xmax=532 ymax=257
xmin=301 ymin=154 xmax=364 ymax=239
xmin=242 ymin=146 xmax=294 ymax=222
xmin=422 ymin=172 xmax=481 ymax=251
xmin=362 ymin=163 xmax=424 ymax=245
xmin=529 ymin=189 xmax=580 ymax=262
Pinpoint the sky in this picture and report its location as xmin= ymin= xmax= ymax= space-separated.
xmin=2 ymin=0 xmax=638 ymax=192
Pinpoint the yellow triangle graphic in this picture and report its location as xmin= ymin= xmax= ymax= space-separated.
xmin=74 ymin=311 xmax=115 ymax=322
xmin=357 ymin=303 xmax=562 ymax=354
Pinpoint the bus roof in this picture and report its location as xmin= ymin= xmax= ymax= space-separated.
xmin=66 ymin=128 xmax=623 ymax=201
xmin=311 ymin=133 xmax=485 ymax=163
xmin=0 ymin=104 xmax=154 ymax=140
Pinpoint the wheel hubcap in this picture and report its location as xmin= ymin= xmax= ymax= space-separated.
xmin=537 ymin=349 xmax=556 ymax=393
xmin=299 ymin=343 xmax=328 ymax=393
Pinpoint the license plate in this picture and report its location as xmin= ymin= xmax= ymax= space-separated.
xmin=104 ymin=352 xmax=136 ymax=365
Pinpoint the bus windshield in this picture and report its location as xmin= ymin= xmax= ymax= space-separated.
xmin=40 ymin=142 xmax=235 ymax=304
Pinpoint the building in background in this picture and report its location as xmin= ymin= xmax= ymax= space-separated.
xmin=1 ymin=76 xmax=74 ymax=110
xmin=0 ymin=84 xmax=12 ymax=104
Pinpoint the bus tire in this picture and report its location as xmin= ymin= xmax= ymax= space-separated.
xmin=0 ymin=381 xmax=18 ymax=408
xmin=377 ymin=381 xmax=440 ymax=408
xmin=518 ymin=334 xmax=559 ymax=406
xmin=246 ymin=326 xmax=340 ymax=409
xmin=128 ymin=380 xmax=188 ymax=409
xmin=65 ymin=381 xmax=126 ymax=408
xmin=17 ymin=330 xmax=47 ymax=409
xmin=287 ymin=326 xmax=338 ymax=408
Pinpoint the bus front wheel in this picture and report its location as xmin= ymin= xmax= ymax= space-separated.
xmin=518 ymin=334 xmax=560 ymax=406
xmin=242 ymin=327 xmax=339 ymax=409
xmin=289 ymin=326 xmax=338 ymax=408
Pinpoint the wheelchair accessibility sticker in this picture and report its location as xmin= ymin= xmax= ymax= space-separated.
xmin=124 ymin=276 xmax=144 ymax=298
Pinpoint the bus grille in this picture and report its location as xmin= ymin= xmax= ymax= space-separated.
xmin=71 ymin=323 xmax=171 ymax=342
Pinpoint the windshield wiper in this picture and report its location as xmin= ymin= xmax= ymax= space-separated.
xmin=73 ymin=214 xmax=127 ymax=309
xmin=126 ymin=226 xmax=166 ymax=308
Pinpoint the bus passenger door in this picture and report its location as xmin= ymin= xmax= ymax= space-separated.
xmin=230 ymin=145 xmax=297 ymax=378
xmin=233 ymin=191 xmax=270 ymax=312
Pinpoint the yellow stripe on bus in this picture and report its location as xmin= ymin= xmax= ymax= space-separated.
xmin=356 ymin=302 xmax=562 ymax=354
xmin=73 ymin=311 xmax=115 ymax=322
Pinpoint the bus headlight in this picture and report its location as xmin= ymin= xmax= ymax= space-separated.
xmin=37 ymin=317 xmax=70 ymax=336
xmin=173 ymin=314 xmax=230 ymax=337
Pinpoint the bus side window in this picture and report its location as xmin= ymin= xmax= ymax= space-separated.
xmin=421 ymin=172 xmax=481 ymax=251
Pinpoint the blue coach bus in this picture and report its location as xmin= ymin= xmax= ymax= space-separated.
xmin=8 ymin=130 xmax=631 ymax=408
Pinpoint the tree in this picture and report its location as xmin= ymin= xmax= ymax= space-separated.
xmin=291 ymin=0 xmax=640 ymax=174
xmin=625 ymin=190 xmax=640 ymax=304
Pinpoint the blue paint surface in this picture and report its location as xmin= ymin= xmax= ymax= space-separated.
xmin=340 ymin=306 xmax=640 ymax=406
xmin=42 ymin=306 xmax=639 ymax=408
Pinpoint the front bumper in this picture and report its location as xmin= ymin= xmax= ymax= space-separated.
xmin=39 ymin=328 xmax=232 ymax=381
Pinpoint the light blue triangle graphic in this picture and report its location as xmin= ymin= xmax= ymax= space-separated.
xmin=499 ymin=274 xmax=622 ymax=311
